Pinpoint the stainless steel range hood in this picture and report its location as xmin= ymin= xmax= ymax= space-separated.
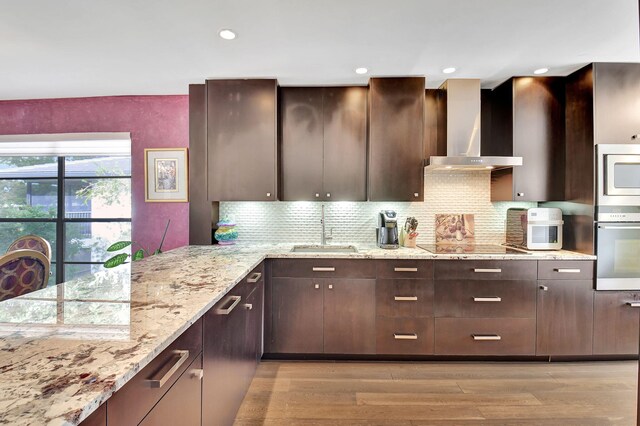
xmin=425 ymin=79 xmax=522 ymax=170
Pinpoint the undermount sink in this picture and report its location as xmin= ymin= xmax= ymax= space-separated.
xmin=291 ymin=245 xmax=358 ymax=254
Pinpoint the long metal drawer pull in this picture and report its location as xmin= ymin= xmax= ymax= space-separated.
xmin=472 ymin=334 xmax=502 ymax=341
xmin=247 ymin=272 xmax=262 ymax=283
xmin=313 ymin=267 xmax=335 ymax=272
xmin=146 ymin=350 xmax=190 ymax=388
xmin=394 ymin=333 xmax=418 ymax=340
xmin=473 ymin=268 xmax=502 ymax=273
xmin=215 ymin=295 xmax=241 ymax=315
xmin=244 ymin=303 xmax=253 ymax=310
xmin=554 ymin=268 xmax=580 ymax=273
xmin=627 ymin=302 xmax=640 ymax=308
xmin=394 ymin=296 xmax=418 ymax=301
xmin=473 ymin=297 xmax=502 ymax=302
xmin=394 ymin=267 xmax=418 ymax=272
xmin=598 ymin=225 xmax=640 ymax=230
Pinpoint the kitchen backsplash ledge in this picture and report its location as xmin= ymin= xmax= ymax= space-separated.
xmin=220 ymin=171 xmax=535 ymax=245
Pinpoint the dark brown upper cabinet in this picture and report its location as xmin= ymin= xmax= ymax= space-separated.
xmin=279 ymin=86 xmax=367 ymax=201
xmin=368 ymin=77 xmax=425 ymax=201
xmin=487 ymin=77 xmax=565 ymax=202
xmin=206 ymin=79 xmax=278 ymax=201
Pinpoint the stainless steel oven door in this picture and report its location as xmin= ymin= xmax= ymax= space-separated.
xmin=597 ymin=144 xmax=640 ymax=206
xmin=596 ymin=222 xmax=640 ymax=290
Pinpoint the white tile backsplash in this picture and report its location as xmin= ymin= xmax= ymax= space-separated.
xmin=220 ymin=170 xmax=536 ymax=245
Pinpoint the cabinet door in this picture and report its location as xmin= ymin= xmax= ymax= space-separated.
xmin=203 ymin=291 xmax=249 ymax=426
xmin=280 ymin=87 xmax=324 ymax=201
xmin=270 ymin=278 xmax=324 ymax=353
xmin=323 ymin=279 xmax=376 ymax=354
xmin=536 ymin=280 xmax=594 ymax=356
xmin=368 ymin=77 xmax=425 ymax=201
xmin=593 ymin=291 xmax=640 ymax=355
xmin=594 ymin=63 xmax=640 ymax=144
xmin=323 ymin=86 xmax=367 ymax=201
xmin=207 ymin=79 xmax=277 ymax=201
xmin=139 ymin=356 xmax=202 ymax=426
xmin=79 ymin=404 xmax=106 ymax=426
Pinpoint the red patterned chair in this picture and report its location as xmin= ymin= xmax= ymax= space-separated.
xmin=0 ymin=250 xmax=51 ymax=301
xmin=6 ymin=235 xmax=52 ymax=259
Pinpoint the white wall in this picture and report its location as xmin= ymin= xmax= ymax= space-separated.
xmin=220 ymin=170 xmax=535 ymax=246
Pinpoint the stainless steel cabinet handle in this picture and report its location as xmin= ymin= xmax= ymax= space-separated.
xmin=473 ymin=297 xmax=502 ymax=302
xmin=315 ymin=193 xmax=320 ymax=198
xmin=146 ymin=350 xmax=190 ymax=388
xmin=328 ymin=284 xmax=333 ymax=289
xmin=314 ymin=284 xmax=320 ymax=289
xmin=598 ymin=225 xmax=640 ymax=229
xmin=554 ymin=268 xmax=580 ymax=273
xmin=517 ymin=192 xmax=525 ymax=197
xmin=627 ymin=302 xmax=640 ymax=308
xmin=266 ymin=192 xmax=271 ymax=197
xmin=244 ymin=303 xmax=253 ymax=310
xmin=394 ymin=333 xmax=418 ymax=340
xmin=394 ymin=296 xmax=418 ymax=301
xmin=394 ymin=267 xmax=418 ymax=272
xmin=473 ymin=268 xmax=502 ymax=273
xmin=632 ymin=134 xmax=640 ymax=140
xmin=247 ymin=272 xmax=262 ymax=283
xmin=326 ymin=193 xmax=331 ymax=198
xmin=215 ymin=295 xmax=241 ymax=315
xmin=472 ymin=334 xmax=501 ymax=341
xmin=190 ymin=368 xmax=204 ymax=381
xmin=413 ymin=193 xmax=419 ymax=198
xmin=313 ymin=267 xmax=335 ymax=272
xmin=539 ymin=285 xmax=548 ymax=291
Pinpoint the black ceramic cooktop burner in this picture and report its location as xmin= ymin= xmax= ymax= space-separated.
xmin=417 ymin=244 xmax=530 ymax=255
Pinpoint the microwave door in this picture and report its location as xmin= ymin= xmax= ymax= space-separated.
xmin=596 ymin=223 xmax=640 ymax=290
xmin=605 ymin=155 xmax=640 ymax=196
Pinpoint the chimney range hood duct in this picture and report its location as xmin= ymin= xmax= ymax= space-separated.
xmin=425 ymin=79 xmax=522 ymax=170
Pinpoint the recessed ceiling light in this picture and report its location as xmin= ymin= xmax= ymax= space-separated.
xmin=533 ymin=68 xmax=549 ymax=75
xmin=442 ymin=67 xmax=457 ymax=74
xmin=219 ymin=29 xmax=236 ymax=40
xmin=355 ymin=67 xmax=368 ymax=75
xmin=485 ymin=166 xmax=494 ymax=169
xmin=445 ymin=166 xmax=453 ymax=169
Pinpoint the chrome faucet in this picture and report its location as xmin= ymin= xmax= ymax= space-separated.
xmin=321 ymin=204 xmax=333 ymax=246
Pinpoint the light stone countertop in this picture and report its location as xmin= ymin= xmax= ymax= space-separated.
xmin=0 ymin=244 xmax=595 ymax=425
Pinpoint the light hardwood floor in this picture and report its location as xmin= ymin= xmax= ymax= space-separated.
xmin=234 ymin=360 xmax=637 ymax=425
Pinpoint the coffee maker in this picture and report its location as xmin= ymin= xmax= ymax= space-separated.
xmin=377 ymin=210 xmax=399 ymax=249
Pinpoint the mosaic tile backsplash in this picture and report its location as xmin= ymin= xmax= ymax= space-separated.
xmin=220 ymin=170 xmax=536 ymax=246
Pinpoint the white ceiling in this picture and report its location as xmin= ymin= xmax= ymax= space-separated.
xmin=1 ymin=0 xmax=639 ymax=100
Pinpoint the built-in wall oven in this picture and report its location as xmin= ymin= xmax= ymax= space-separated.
xmin=595 ymin=144 xmax=640 ymax=290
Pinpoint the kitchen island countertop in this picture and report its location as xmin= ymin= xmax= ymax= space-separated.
xmin=0 ymin=244 xmax=595 ymax=425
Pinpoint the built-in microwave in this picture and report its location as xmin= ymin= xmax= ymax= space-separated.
xmin=596 ymin=144 xmax=640 ymax=206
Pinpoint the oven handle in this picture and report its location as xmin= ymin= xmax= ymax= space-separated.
xmin=598 ymin=225 xmax=640 ymax=230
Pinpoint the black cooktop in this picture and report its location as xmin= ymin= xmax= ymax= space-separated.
xmin=418 ymin=244 xmax=530 ymax=255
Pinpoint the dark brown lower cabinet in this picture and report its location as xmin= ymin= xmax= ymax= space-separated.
xmin=202 ymin=279 xmax=264 ymax=426
xmin=536 ymin=280 xmax=594 ymax=356
xmin=80 ymin=403 xmax=106 ymax=426
xmin=139 ymin=356 xmax=202 ymax=426
xmin=324 ymin=279 xmax=376 ymax=354
xmin=593 ymin=291 xmax=640 ymax=355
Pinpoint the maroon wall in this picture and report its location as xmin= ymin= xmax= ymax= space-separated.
xmin=0 ymin=95 xmax=189 ymax=251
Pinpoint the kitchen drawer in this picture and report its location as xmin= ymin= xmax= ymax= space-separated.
xmin=376 ymin=260 xmax=433 ymax=279
xmin=271 ymin=259 xmax=375 ymax=279
xmin=376 ymin=317 xmax=434 ymax=355
xmin=537 ymin=260 xmax=594 ymax=280
xmin=435 ymin=318 xmax=536 ymax=355
xmin=434 ymin=260 xmax=537 ymax=281
xmin=434 ymin=280 xmax=537 ymax=318
xmin=107 ymin=318 xmax=203 ymax=426
xmin=376 ymin=279 xmax=434 ymax=318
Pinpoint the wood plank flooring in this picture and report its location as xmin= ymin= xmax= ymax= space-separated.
xmin=234 ymin=361 xmax=637 ymax=425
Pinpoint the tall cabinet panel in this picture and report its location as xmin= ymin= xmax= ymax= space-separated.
xmin=280 ymin=87 xmax=324 ymax=200
xmin=207 ymin=79 xmax=278 ymax=201
xmin=323 ymin=86 xmax=367 ymax=201
xmin=368 ymin=77 xmax=425 ymax=201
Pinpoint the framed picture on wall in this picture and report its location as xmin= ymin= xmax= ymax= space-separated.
xmin=144 ymin=148 xmax=189 ymax=202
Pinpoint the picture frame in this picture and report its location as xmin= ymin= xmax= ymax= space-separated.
xmin=144 ymin=148 xmax=189 ymax=202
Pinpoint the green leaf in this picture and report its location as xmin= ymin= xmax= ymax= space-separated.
xmin=106 ymin=241 xmax=132 ymax=252
xmin=104 ymin=253 xmax=129 ymax=268
xmin=132 ymin=249 xmax=145 ymax=261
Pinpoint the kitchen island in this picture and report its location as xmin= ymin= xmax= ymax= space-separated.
xmin=0 ymin=244 xmax=596 ymax=425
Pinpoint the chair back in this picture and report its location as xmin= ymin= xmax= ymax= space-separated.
xmin=0 ymin=249 xmax=51 ymax=302
xmin=7 ymin=235 xmax=52 ymax=259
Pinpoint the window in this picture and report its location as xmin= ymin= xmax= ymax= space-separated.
xmin=0 ymin=134 xmax=131 ymax=285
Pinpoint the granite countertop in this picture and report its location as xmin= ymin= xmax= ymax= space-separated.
xmin=0 ymin=244 xmax=595 ymax=425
